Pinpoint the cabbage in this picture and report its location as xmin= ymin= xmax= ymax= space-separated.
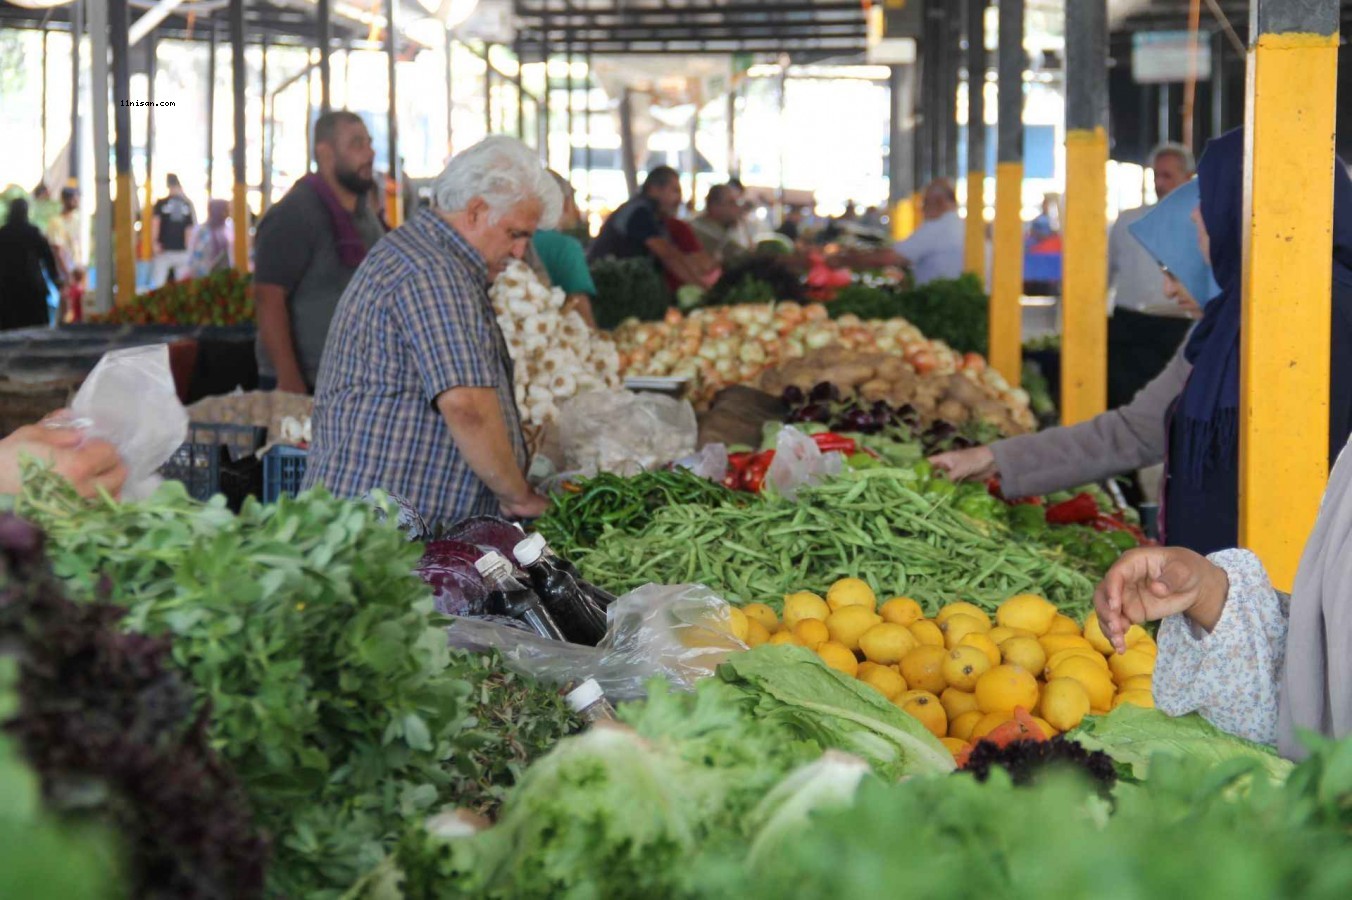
xmin=445 ymin=517 xmax=527 ymax=559
xmin=414 ymin=539 xmax=489 ymax=617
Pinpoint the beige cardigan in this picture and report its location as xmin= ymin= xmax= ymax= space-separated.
xmin=990 ymin=346 xmax=1192 ymax=499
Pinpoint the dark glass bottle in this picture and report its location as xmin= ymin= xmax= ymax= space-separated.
xmin=474 ymin=551 xmax=566 ymax=642
xmin=513 ymin=534 xmax=608 ymax=645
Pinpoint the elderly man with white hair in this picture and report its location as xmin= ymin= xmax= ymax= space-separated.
xmin=303 ymin=135 xmax=562 ymax=525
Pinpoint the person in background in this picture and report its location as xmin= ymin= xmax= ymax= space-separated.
xmin=186 ymin=199 xmax=234 ymax=279
xmin=253 ymin=111 xmax=386 ymax=394
xmin=661 ymin=210 xmax=719 ymax=293
xmin=1028 ymin=194 xmax=1059 ymax=243
xmin=150 ymin=173 xmax=196 ymax=287
xmin=28 ymin=183 xmax=59 ymax=233
xmin=1108 ymin=143 xmax=1197 ymax=410
xmin=0 ymin=199 xmax=62 ymax=331
xmin=777 ymin=205 xmax=804 ymax=241
xmin=932 ymin=129 xmax=1352 ymax=557
xmin=725 ymin=177 xmax=758 ymax=248
xmin=304 ymin=136 xmax=561 ymax=527
xmin=44 ymin=187 xmax=83 ymax=324
xmin=0 ymin=414 xmax=126 ymax=498
xmin=588 ymin=166 xmax=708 ymax=288
xmin=691 ymin=184 xmax=751 ymax=266
xmin=860 ymin=205 xmax=885 ymax=233
xmin=832 ymin=179 xmax=965 ymax=285
xmin=839 ymin=200 xmax=858 ymax=222
xmin=533 ymin=171 xmax=597 ymax=327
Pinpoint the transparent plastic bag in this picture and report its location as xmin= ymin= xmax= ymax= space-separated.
xmin=765 ymin=425 xmax=845 ymax=500
xmin=673 ymin=443 xmax=729 ymax=483
xmin=444 ymin=583 xmax=748 ymax=700
xmin=69 ymin=345 xmax=189 ymax=500
xmin=557 ymin=390 xmax=698 ymax=475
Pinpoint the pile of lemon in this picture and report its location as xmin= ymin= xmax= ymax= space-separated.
xmin=728 ymin=578 xmax=1157 ymax=758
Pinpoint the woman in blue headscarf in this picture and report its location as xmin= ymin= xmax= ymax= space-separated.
xmin=1164 ymin=128 xmax=1352 ymax=553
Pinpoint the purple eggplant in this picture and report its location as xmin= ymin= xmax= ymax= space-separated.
xmin=796 ymin=402 xmax=831 ymax=423
xmin=809 ymin=381 xmax=841 ymax=403
xmin=781 ymin=385 xmax=806 ymax=406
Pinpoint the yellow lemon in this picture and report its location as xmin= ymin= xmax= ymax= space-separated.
xmin=971 ymin=711 xmax=1011 ymax=741
xmin=940 ymin=736 xmax=970 ymax=758
xmin=1120 ymin=674 xmax=1153 ymax=693
xmin=1049 ymin=658 xmax=1115 ymax=712
xmin=958 ymin=633 xmax=1002 ymax=667
xmin=936 ymin=601 xmax=991 ymax=628
xmin=767 ymin=631 xmax=800 ymax=647
xmin=896 ymin=690 xmax=947 ymax=738
xmin=745 ymin=618 xmax=771 ymax=648
xmin=909 ymin=619 xmax=946 ymax=648
xmin=879 ymin=596 xmax=925 ymax=627
xmin=1039 ymin=633 xmax=1096 ymax=658
xmin=940 ymin=686 xmax=982 ymax=721
xmin=949 ymin=709 xmax=985 ymax=741
xmin=899 ymin=645 xmax=949 ymax=695
xmin=1045 ymin=647 xmax=1110 ymax=678
xmin=996 ymin=594 xmax=1059 ymax=636
xmin=942 ymin=614 xmax=992 ymax=650
xmin=1046 ymin=613 xmax=1081 ymax=636
xmin=826 ymin=577 xmax=877 ymax=612
xmin=783 ymin=591 xmax=830 ymax=630
xmin=998 ymin=636 xmax=1048 ymax=676
xmin=859 ymin=622 xmax=919 ymax=665
xmin=726 ymin=605 xmax=750 ymax=642
xmin=857 ymin=662 xmax=908 ymax=700
xmin=1113 ymin=690 xmax=1155 ymax=710
xmin=1040 ymin=678 xmax=1092 ymax=732
xmin=742 ymin=602 xmax=780 ymax=633
xmin=1031 ymin=717 xmax=1059 ymax=739
xmin=941 ymin=646 xmax=993 ymax=691
xmin=988 ymin=625 xmax=1036 ymax=645
xmin=1108 ymin=648 xmax=1156 ymax=685
xmin=825 ymin=606 xmax=883 ymax=652
xmin=974 ymin=665 xmax=1040 ymax=716
xmin=816 ymin=640 xmax=859 ymax=677
xmin=1082 ymin=613 xmax=1116 ymax=655
xmin=793 ymin=618 xmax=831 ymax=651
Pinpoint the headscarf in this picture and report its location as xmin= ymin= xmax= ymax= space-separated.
xmin=203 ymin=199 xmax=230 ymax=266
xmin=1127 ymin=179 xmax=1221 ymax=309
xmin=5 ymin=198 xmax=30 ymax=227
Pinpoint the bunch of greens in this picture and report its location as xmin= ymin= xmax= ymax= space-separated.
xmin=703 ymin=255 xmax=807 ymax=307
xmin=589 ymin=257 xmax=671 ymax=329
xmin=87 ymin=268 xmax=254 ymax=327
xmin=13 ymin=473 xmax=576 ymax=898
xmin=828 ymin=274 xmax=989 ymax=355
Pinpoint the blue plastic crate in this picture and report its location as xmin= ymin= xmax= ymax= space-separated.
xmin=160 ymin=423 xmax=266 ymax=503
xmin=262 ymin=445 xmax=309 ymax=502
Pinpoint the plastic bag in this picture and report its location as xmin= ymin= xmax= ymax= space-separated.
xmin=765 ymin=425 xmax=845 ymax=500
xmin=444 ymin=583 xmax=748 ymax=700
xmin=674 ymin=443 xmax=729 ymax=483
xmin=557 ymin=390 xmax=698 ymax=475
xmin=69 ymin=345 xmax=188 ymax=501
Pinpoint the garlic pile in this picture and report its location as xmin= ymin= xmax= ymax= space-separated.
xmin=491 ymin=260 xmax=623 ymax=427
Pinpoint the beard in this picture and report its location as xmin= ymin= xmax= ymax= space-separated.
xmin=335 ymin=165 xmax=374 ymax=194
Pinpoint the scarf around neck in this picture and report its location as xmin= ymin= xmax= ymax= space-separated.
xmin=300 ymin=173 xmax=374 ymax=268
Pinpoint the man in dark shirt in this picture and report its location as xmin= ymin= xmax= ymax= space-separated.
xmin=588 ymin=166 xmax=705 ymax=287
xmin=253 ymin=111 xmax=385 ymax=394
xmin=151 ymin=173 xmax=195 ymax=286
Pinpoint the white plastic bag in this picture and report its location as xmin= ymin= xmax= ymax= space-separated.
xmin=557 ymin=390 xmax=698 ymax=475
xmin=70 ymin=345 xmax=189 ymax=500
xmin=765 ymin=425 xmax=845 ymax=500
xmin=674 ymin=443 xmax=729 ymax=483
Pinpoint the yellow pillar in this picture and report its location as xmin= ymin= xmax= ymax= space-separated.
xmin=232 ymin=183 xmax=249 ymax=272
xmin=911 ymin=193 xmax=923 ymax=233
xmin=963 ymin=170 xmax=985 ymax=276
xmin=1060 ymin=128 xmax=1109 ymax=424
xmin=1238 ymin=17 xmax=1338 ymax=590
xmin=890 ymin=197 xmax=916 ymax=242
xmin=114 ymin=173 xmax=137 ymax=306
xmin=385 ymin=188 xmax=403 ymax=230
xmin=989 ymin=162 xmax=1022 ymax=383
xmin=139 ymin=180 xmax=154 ymax=260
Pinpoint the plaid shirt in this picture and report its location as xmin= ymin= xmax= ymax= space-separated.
xmin=303 ymin=208 xmax=526 ymax=527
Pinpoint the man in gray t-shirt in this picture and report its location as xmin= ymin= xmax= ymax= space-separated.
xmin=254 ymin=111 xmax=386 ymax=393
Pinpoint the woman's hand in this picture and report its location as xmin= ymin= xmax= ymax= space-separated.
xmin=0 ymin=419 xmax=127 ymax=498
xmin=1094 ymin=547 xmax=1230 ymax=653
xmin=928 ymin=445 xmax=998 ymax=482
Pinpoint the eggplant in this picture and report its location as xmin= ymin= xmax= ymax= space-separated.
xmin=924 ymin=421 xmax=959 ymax=442
xmin=796 ymin=402 xmax=831 ymax=424
xmin=809 ymin=381 xmax=841 ymax=403
xmin=781 ymin=385 xmax=806 ymax=406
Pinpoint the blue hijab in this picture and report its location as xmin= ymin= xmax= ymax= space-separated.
xmin=1166 ymin=129 xmax=1352 ymax=553
xmin=1127 ymin=179 xmax=1221 ymax=310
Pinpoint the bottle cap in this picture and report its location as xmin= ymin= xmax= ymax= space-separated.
xmin=474 ymin=551 xmax=510 ymax=579
xmin=565 ymin=678 xmax=605 ymax=713
xmin=513 ymin=533 xmax=548 ymax=567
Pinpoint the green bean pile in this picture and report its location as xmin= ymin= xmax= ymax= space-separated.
xmin=570 ymin=468 xmax=1098 ymax=619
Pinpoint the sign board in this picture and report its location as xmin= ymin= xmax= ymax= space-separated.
xmin=1131 ymin=31 xmax=1211 ymax=84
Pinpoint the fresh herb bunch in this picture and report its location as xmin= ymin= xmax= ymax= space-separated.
xmin=0 ymin=513 xmax=268 ymax=899
xmin=589 ymin=257 xmax=671 ymax=329
xmin=828 ymin=275 xmax=989 ymax=355
xmin=704 ymin=256 xmax=807 ymax=307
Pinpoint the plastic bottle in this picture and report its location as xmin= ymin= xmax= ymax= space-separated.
xmin=515 ymin=533 xmax=617 ymax=608
xmin=565 ymin=678 xmax=616 ymax=724
xmin=473 ymin=551 xmax=566 ymax=642
xmin=512 ymin=534 xmax=609 ymax=645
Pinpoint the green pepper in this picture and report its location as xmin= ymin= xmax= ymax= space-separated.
xmin=845 ymin=453 xmax=882 ymax=471
xmin=925 ymin=477 xmax=957 ymax=498
xmin=912 ymin=459 xmax=935 ymax=480
xmin=1105 ymin=529 xmax=1139 ymax=552
xmin=1007 ymin=503 xmax=1048 ymax=535
xmin=1087 ymin=540 xmax=1122 ymax=571
xmin=955 ymin=492 xmax=1006 ymax=523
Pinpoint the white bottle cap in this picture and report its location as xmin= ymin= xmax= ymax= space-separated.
xmin=474 ymin=551 xmax=511 ymax=579
xmin=513 ymin=533 xmax=548 ymax=567
xmin=565 ymin=678 xmax=605 ymax=713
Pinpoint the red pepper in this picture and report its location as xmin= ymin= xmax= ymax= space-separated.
xmin=1044 ymin=492 xmax=1100 ymax=525
xmin=723 ymin=452 xmax=754 ymax=490
xmin=1092 ymin=513 xmax=1150 ymax=544
xmin=742 ymin=450 xmax=776 ymax=493
xmin=810 ymin=432 xmax=857 ymax=454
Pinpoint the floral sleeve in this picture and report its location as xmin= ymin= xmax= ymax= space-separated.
xmin=1152 ymin=549 xmax=1290 ymax=746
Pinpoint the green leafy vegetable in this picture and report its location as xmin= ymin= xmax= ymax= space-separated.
xmin=828 ymin=275 xmax=989 ymax=354
xmin=589 ymin=257 xmax=671 ymax=329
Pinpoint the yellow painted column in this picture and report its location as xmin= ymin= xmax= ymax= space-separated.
xmin=1238 ymin=22 xmax=1338 ymax=590
xmin=890 ymin=197 xmax=916 ymax=242
xmin=989 ymin=162 xmax=1023 ymax=383
xmin=139 ymin=180 xmax=154 ymax=260
xmin=232 ymin=183 xmax=249 ymax=272
xmin=386 ymin=188 xmax=403 ymax=230
xmin=1060 ymin=128 xmax=1109 ymax=424
xmin=911 ymin=193 xmax=923 ymax=232
xmin=963 ymin=170 xmax=985 ymax=276
xmin=114 ymin=173 xmax=137 ymax=306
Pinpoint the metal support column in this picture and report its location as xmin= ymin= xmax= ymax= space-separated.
xmin=963 ymin=0 xmax=987 ymax=276
xmin=688 ymin=103 xmax=699 ymax=205
xmin=514 ymin=40 xmax=525 ymax=141
xmin=1157 ymin=83 xmax=1170 ymax=144
xmin=206 ymin=20 xmax=217 ymax=196
xmin=260 ymin=32 xmax=269 ymax=212
xmin=1061 ymin=0 xmax=1109 ymax=424
xmin=70 ymin=0 xmax=82 ymax=181
xmin=484 ymin=43 xmax=494 ymax=134
xmin=90 ymin=0 xmax=111 ymax=313
xmin=920 ymin=4 xmax=938 ymax=185
xmin=230 ymin=0 xmax=248 ymax=270
xmin=888 ymin=64 xmax=916 ymax=241
xmin=139 ymin=33 xmax=156 ymax=262
xmin=1209 ymin=31 xmax=1225 ymax=141
xmin=445 ymin=29 xmax=455 ymax=157
xmin=1239 ymin=0 xmax=1339 ymax=590
xmin=565 ymin=3 xmax=574 ymax=174
xmin=585 ymin=51 xmax=594 ymax=202
xmin=619 ymin=87 xmax=638 ymax=196
xmin=386 ymin=0 xmax=401 ymax=226
xmin=727 ymin=86 xmax=737 ymax=179
xmin=111 ymin=0 xmax=136 ymax=306
xmin=943 ymin=2 xmax=961 ymax=180
xmin=41 ymin=27 xmax=48 ymax=175
xmin=988 ymin=0 xmax=1023 ymax=385
xmin=318 ymin=0 xmax=331 ymax=113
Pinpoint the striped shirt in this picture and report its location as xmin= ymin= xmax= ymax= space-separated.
xmin=303 ymin=208 xmax=526 ymax=527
